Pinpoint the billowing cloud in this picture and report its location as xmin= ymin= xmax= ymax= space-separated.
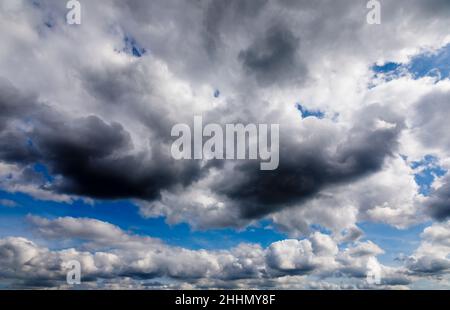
xmin=405 ymin=221 xmax=450 ymax=276
xmin=0 ymin=216 xmax=415 ymax=289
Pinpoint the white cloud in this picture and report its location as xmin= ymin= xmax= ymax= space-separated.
xmin=406 ymin=221 xmax=450 ymax=276
xmin=0 ymin=216 xmax=417 ymax=289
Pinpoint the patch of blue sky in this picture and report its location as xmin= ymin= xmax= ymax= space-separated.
xmin=359 ymin=222 xmax=429 ymax=266
xmin=44 ymin=19 xmax=54 ymax=28
xmin=372 ymin=62 xmax=401 ymax=74
xmin=408 ymin=44 xmax=450 ymax=80
xmin=33 ymin=163 xmax=54 ymax=182
xmin=0 ymin=190 xmax=287 ymax=250
xmin=371 ymin=62 xmax=409 ymax=85
xmin=371 ymin=43 xmax=450 ymax=83
xmin=309 ymin=224 xmax=333 ymax=235
xmin=0 ymin=189 xmax=433 ymax=265
xmin=411 ymin=155 xmax=447 ymax=196
xmin=123 ymin=35 xmax=146 ymax=58
xmin=296 ymin=103 xmax=325 ymax=119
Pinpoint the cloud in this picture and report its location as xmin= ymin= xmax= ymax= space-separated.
xmin=0 ymin=0 xmax=447 ymax=236
xmin=266 ymin=239 xmax=317 ymax=274
xmin=1 ymin=0 xmax=450 ymax=289
xmin=136 ymin=103 xmax=406 ymax=231
xmin=213 ymin=103 xmax=403 ymax=220
xmin=405 ymin=221 xmax=450 ymax=276
xmin=0 ymin=216 xmax=415 ymax=289
xmin=238 ymin=23 xmax=306 ymax=87
xmin=27 ymin=215 xmax=138 ymax=247
xmin=0 ymin=25 xmax=407 ymax=234
xmin=0 ymin=199 xmax=17 ymax=208
xmin=0 ymin=78 xmax=203 ymax=203
xmin=412 ymin=91 xmax=450 ymax=153
xmin=425 ymin=174 xmax=450 ymax=221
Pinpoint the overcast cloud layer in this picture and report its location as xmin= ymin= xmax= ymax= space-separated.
xmin=0 ymin=0 xmax=450 ymax=289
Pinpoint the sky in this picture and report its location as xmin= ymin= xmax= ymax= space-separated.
xmin=0 ymin=0 xmax=450 ymax=289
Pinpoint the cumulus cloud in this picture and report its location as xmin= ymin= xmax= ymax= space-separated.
xmin=1 ymin=0 xmax=449 ymax=229
xmin=0 ymin=216 xmax=412 ymax=289
xmin=405 ymin=221 xmax=450 ymax=276
xmin=0 ymin=0 xmax=412 ymax=233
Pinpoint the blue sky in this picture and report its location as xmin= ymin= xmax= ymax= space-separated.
xmin=372 ymin=43 xmax=450 ymax=81
xmin=0 ymin=190 xmax=287 ymax=250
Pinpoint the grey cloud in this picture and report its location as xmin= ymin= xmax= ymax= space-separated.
xmin=213 ymin=104 xmax=403 ymax=220
xmin=407 ymin=256 xmax=450 ymax=275
xmin=0 ymin=79 xmax=40 ymax=163
xmin=339 ymin=227 xmax=364 ymax=243
xmin=0 ymin=78 xmax=36 ymax=126
xmin=0 ymin=79 xmax=203 ymax=201
xmin=82 ymin=64 xmax=148 ymax=105
xmin=0 ymin=73 xmax=404 ymax=230
xmin=203 ymin=0 xmax=268 ymax=55
xmin=405 ymin=221 xmax=450 ymax=277
xmin=413 ymin=91 xmax=450 ymax=152
xmin=238 ymin=23 xmax=306 ymax=87
xmin=426 ymin=176 xmax=450 ymax=221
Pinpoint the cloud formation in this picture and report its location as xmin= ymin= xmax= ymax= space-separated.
xmin=0 ymin=216 xmax=417 ymax=289
xmin=0 ymin=0 xmax=450 ymax=288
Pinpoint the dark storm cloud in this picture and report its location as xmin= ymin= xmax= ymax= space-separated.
xmin=0 ymin=130 xmax=38 ymax=164
xmin=0 ymin=79 xmax=202 ymax=201
xmin=238 ymin=24 xmax=307 ymax=87
xmin=214 ymin=104 xmax=403 ymax=219
xmin=0 ymin=77 xmax=405 ymax=220
xmin=34 ymin=116 xmax=202 ymax=200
